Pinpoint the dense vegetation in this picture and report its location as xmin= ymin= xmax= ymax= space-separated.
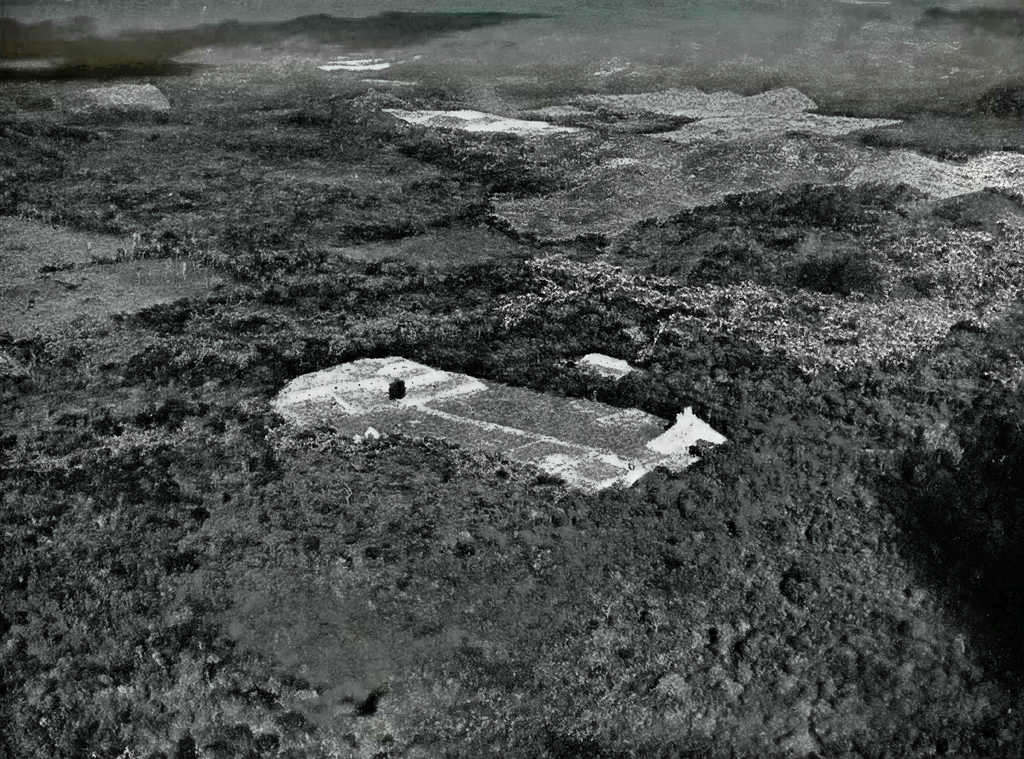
xmin=2 ymin=79 xmax=1024 ymax=757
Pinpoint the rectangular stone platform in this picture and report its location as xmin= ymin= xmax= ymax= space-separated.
xmin=272 ymin=357 xmax=727 ymax=492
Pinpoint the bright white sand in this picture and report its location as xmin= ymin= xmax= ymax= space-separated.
xmin=383 ymin=108 xmax=581 ymax=135
xmin=360 ymin=79 xmax=418 ymax=86
xmin=319 ymin=57 xmax=394 ymax=71
xmin=529 ymin=105 xmax=591 ymax=118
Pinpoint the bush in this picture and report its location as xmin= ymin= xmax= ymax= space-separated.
xmin=726 ymin=183 xmax=872 ymax=230
xmin=130 ymin=299 xmax=195 ymax=333
xmin=976 ymin=86 xmax=1024 ymax=116
xmin=388 ymin=378 xmax=407 ymax=400
xmin=792 ymin=249 xmax=886 ymax=297
xmin=931 ymin=190 xmax=1024 ymax=232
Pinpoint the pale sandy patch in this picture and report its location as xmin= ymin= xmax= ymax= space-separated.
xmin=844 ymin=150 xmax=1024 ymax=199
xmin=577 ymin=87 xmax=816 ymax=118
xmin=383 ymin=108 xmax=580 ymax=134
xmin=320 ymin=58 xmax=394 ymax=71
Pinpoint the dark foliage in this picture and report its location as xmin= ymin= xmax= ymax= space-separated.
xmin=720 ymin=182 xmax=921 ymax=231
xmin=4 ymin=77 xmax=1024 ymax=759
xmin=617 ymin=182 xmax=922 ymax=288
xmin=886 ymin=397 xmax=1024 ymax=685
xmin=932 ymin=190 xmax=1024 ymax=232
xmin=397 ymin=129 xmax=563 ymax=197
xmin=388 ymin=378 xmax=407 ymax=400
xmin=976 ymin=86 xmax=1024 ymax=116
xmin=790 ymin=248 xmax=887 ymax=297
xmin=129 ymin=298 xmax=196 ymax=333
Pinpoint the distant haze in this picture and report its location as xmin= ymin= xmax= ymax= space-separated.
xmin=0 ymin=0 xmax=947 ymax=33
xmin=2 ymin=0 xmax=1013 ymax=83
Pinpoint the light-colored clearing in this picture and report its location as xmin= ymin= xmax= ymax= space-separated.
xmin=273 ymin=357 xmax=727 ymax=492
xmin=383 ymin=108 xmax=581 ymax=135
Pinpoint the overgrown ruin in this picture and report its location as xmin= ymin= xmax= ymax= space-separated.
xmin=272 ymin=357 xmax=727 ymax=491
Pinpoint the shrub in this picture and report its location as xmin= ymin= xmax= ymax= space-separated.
xmin=792 ymin=249 xmax=886 ymax=297
xmin=130 ymin=299 xmax=195 ymax=332
xmin=976 ymin=86 xmax=1024 ymax=116
xmin=932 ymin=190 xmax=1024 ymax=232
xmin=726 ymin=183 xmax=871 ymax=230
xmin=389 ymin=378 xmax=407 ymax=400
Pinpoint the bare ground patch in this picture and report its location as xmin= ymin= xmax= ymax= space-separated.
xmin=0 ymin=216 xmax=230 ymax=337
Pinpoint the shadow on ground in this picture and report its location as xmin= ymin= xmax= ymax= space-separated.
xmin=878 ymin=313 xmax=1024 ymax=710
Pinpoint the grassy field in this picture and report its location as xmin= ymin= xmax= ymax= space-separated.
xmin=2 ymin=51 xmax=1024 ymax=759
xmin=0 ymin=216 xmax=231 ymax=337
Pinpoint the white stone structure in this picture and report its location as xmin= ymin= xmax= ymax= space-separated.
xmin=273 ymin=357 xmax=727 ymax=492
xmin=278 ymin=357 xmax=485 ymax=414
xmin=647 ymin=407 xmax=730 ymax=455
xmin=578 ymin=353 xmax=634 ymax=380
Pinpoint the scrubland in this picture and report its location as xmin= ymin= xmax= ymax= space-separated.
xmin=2 ymin=71 xmax=1024 ymax=758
